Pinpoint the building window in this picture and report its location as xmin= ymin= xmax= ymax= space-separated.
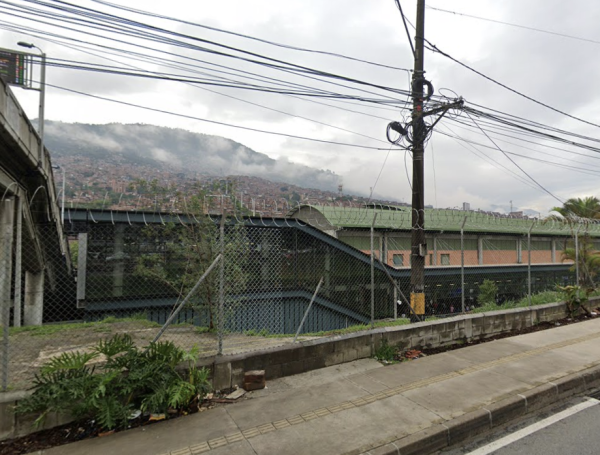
xmin=392 ymin=254 xmax=403 ymax=266
xmin=441 ymin=254 xmax=450 ymax=265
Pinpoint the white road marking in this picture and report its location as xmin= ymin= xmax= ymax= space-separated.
xmin=467 ymin=397 xmax=600 ymax=455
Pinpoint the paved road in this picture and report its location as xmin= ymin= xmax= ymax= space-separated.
xmin=441 ymin=396 xmax=600 ymax=455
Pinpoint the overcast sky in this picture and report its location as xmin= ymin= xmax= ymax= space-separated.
xmin=3 ymin=0 xmax=600 ymax=215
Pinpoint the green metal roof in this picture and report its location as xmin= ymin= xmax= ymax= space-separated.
xmin=290 ymin=205 xmax=600 ymax=237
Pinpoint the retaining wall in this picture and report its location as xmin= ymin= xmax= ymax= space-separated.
xmin=210 ymin=299 xmax=582 ymax=390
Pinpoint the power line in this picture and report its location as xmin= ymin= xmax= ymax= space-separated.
xmin=447 ymin=116 xmax=600 ymax=167
xmin=7 ymin=0 xmax=412 ymax=101
xmin=427 ymin=5 xmax=600 ymax=47
xmin=394 ymin=0 xmax=415 ymax=58
xmin=367 ymin=144 xmax=395 ymax=204
xmin=437 ymin=124 xmax=544 ymax=192
xmin=47 ymin=82 xmax=403 ymax=151
xmin=426 ymin=40 xmax=600 ymax=130
xmin=465 ymin=115 xmax=567 ymax=193
xmin=91 ymin=0 xmax=412 ymax=72
xmin=35 ymin=35 xmax=393 ymax=146
xmin=438 ymin=121 xmax=600 ymax=178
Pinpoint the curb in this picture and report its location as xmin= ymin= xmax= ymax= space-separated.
xmin=358 ymin=363 xmax=600 ymax=455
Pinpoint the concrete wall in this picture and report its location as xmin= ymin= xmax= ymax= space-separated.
xmin=0 ymin=298 xmax=593 ymax=441
xmin=210 ymin=299 xmax=587 ymax=391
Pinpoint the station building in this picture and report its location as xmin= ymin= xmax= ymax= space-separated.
xmin=288 ymin=204 xmax=600 ymax=268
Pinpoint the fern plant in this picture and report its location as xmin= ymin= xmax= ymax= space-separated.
xmin=16 ymin=335 xmax=211 ymax=432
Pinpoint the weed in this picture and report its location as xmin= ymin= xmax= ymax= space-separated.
xmin=374 ymin=338 xmax=397 ymax=362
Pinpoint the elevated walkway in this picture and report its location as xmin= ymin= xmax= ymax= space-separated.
xmin=0 ymin=77 xmax=69 ymax=329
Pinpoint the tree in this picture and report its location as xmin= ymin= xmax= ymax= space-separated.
xmin=551 ymin=196 xmax=600 ymax=220
xmin=550 ymin=196 xmax=600 ymax=290
xmin=134 ymin=181 xmax=248 ymax=330
xmin=477 ymin=279 xmax=497 ymax=306
xmin=561 ymin=236 xmax=600 ymax=289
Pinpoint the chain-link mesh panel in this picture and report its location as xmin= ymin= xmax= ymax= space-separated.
xmin=1 ymin=207 xmax=590 ymax=390
xmin=220 ymin=223 xmax=398 ymax=353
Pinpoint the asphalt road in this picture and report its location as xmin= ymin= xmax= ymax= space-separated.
xmin=441 ymin=396 xmax=600 ymax=455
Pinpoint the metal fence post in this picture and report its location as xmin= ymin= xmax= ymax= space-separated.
xmin=217 ymin=215 xmax=225 ymax=355
xmin=460 ymin=216 xmax=467 ymax=313
xmin=13 ymin=196 xmax=22 ymax=327
xmin=575 ymin=225 xmax=580 ymax=288
xmin=370 ymin=213 xmax=378 ymax=329
xmin=527 ymin=222 xmax=535 ymax=305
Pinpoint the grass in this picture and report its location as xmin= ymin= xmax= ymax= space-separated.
xmin=247 ymin=318 xmax=412 ymax=339
xmin=10 ymin=287 xmax=593 ymax=340
xmin=473 ymin=288 xmax=600 ymax=313
xmin=5 ymin=313 xmax=160 ymax=337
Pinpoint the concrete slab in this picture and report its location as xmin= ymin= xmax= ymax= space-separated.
xmin=550 ymin=338 xmax=600 ymax=365
xmin=447 ymin=339 xmax=528 ymax=364
xmin=246 ymin=394 xmax=441 ymax=455
xmin=249 ymin=358 xmax=382 ymax=398
xmin=485 ymin=351 xmax=595 ymax=386
xmin=42 ymin=407 xmax=240 ymax=455
xmin=402 ymin=369 xmax=531 ymax=420
xmin=508 ymin=319 xmax=600 ymax=349
xmin=346 ymin=372 xmax=390 ymax=393
xmin=226 ymin=378 xmax=368 ymax=430
xmin=367 ymin=351 xmax=475 ymax=388
xmin=200 ymin=439 xmax=257 ymax=455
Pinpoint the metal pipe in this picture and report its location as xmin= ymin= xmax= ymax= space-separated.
xmin=575 ymin=225 xmax=581 ymax=285
xmin=294 ymin=277 xmax=324 ymax=343
xmin=151 ymin=253 xmax=222 ymax=344
xmin=217 ymin=215 xmax=225 ymax=355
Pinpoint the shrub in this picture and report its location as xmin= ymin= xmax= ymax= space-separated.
xmin=16 ymin=334 xmax=211 ymax=431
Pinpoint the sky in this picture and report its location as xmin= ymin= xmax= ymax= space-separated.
xmin=2 ymin=0 xmax=600 ymax=215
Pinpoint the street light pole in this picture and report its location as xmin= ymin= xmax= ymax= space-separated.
xmin=17 ymin=42 xmax=45 ymax=163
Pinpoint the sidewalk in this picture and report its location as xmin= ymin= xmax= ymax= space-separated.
xmin=40 ymin=318 xmax=600 ymax=455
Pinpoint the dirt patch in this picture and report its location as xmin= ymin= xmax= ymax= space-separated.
xmin=5 ymin=322 xmax=309 ymax=390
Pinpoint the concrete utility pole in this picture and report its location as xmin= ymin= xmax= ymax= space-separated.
xmin=410 ymin=0 xmax=427 ymax=320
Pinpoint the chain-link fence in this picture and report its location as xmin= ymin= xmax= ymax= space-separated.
xmin=1 ymin=206 xmax=591 ymax=390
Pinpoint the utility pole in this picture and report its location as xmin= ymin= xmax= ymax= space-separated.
xmin=410 ymin=0 xmax=427 ymax=320
xmin=386 ymin=0 xmax=463 ymax=322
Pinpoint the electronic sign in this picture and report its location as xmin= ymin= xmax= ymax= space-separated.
xmin=0 ymin=48 xmax=30 ymax=87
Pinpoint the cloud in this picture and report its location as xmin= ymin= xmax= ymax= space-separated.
xmin=5 ymin=0 xmax=600 ymax=215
